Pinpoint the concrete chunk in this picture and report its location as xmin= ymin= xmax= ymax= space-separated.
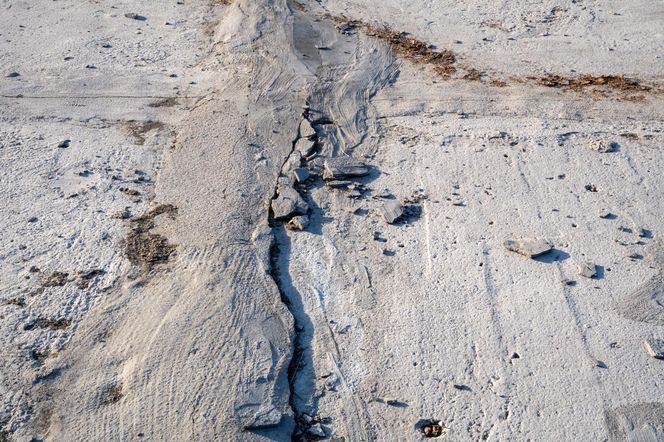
xmin=323 ymin=157 xmax=369 ymax=180
xmin=380 ymin=201 xmax=403 ymax=224
xmin=291 ymin=167 xmax=310 ymax=183
xmin=504 ymin=238 xmax=553 ymax=258
xmin=578 ymin=261 xmax=597 ymax=278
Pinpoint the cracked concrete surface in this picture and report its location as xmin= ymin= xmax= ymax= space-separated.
xmin=1 ymin=0 xmax=663 ymax=440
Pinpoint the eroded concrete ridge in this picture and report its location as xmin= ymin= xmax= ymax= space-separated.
xmin=1 ymin=0 xmax=664 ymax=440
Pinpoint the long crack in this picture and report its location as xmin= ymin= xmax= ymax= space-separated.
xmin=267 ymin=109 xmax=318 ymax=440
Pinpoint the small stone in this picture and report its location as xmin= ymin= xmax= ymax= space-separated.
xmin=643 ymin=338 xmax=664 ymax=359
xmin=286 ymin=215 xmax=309 ymax=231
xmin=323 ymin=157 xmax=369 ymax=180
xmin=57 ymin=139 xmax=71 ymax=148
xmin=299 ymin=119 xmax=316 ymax=139
xmin=599 ymin=211 xmax=616 ymax=219
xmin=27 ymin=217 xmax=38 ymax=223
xmin=5 ymin=71 xmax=20 ymax=78
xmin=578 ymin=261 xmax=597 ymax=278
xmin=585 ymin=184 xmax=599 ymax=192
xmin=291 ymin=168 xmax=309 ymax=183
xmin=124 ymin=13 xmax=146 ymax=20
xmin=591 ymin=140 xmax=616 ymax=153
xmin=374 ymin=189 xmax=394 ymax=199
xmin=422 ymin=421 xmax=447 ymax=438
xmin=307 ymin=423 xmax=326 ymax=437
xmin=503 ymin=238 xmax=553 ymax=258
xmin=380 ymin=201 xmax=403 ymax=224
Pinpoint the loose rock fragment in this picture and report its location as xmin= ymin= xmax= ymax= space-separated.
xmin=422 ymin=420 xmax=447 ymax=438
xmin=286 ymin=215 xmax=309 ymax=231
xmin=299 ymin=119 xmax=316 ymax=139
xmin=323 ymin=157 xmax=369 ymax=180
xmin=124 ymin=12 xmax=146 ymax=20
xmin=271 ymin=181 xmax=308 ymax=220
xmin=295 ymin=137 xmax=316 ymax=156
xmin=5 ymin=71 xmax=20 ymax=78
xmin=380 ymin=201 xmax=403 ymax=224
xmin=325 ymin=179 xmax=352 ymax=188
xmin=291 ymin=167 xmax=309 ymax=183
xmin=578 ymin=261 xmax=597 ymax=278
xmin=57 ymin=139 xmax=71 ymax=148
xmin=591 ymin=139 xmax=616 ymax=153
xmin=643 ymin=338 xmax=664 ymax=359
xmin=504 ymin=238 xmax=553 ymax=258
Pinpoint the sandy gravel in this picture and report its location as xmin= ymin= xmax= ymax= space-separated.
xmin=1 ymin=0 xmax=663 ymax=441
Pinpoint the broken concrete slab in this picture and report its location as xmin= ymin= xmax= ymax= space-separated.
xmin=323 ymin=157 xmax=369 ymax=180
xmin=380 ymin=201 xmax=403 ymax=224
xmin=578 ymin=261 xmax=597 ymax=278
xmin=504 ymin=238 xmax=553 ymax=258
xmin=643 ymin=338 xmax=664 ymax=359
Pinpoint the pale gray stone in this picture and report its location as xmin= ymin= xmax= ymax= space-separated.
xmin=291 ymin=167 xmax=309 ymax=183
xmin=504 ymin=238 xmax=553 ymax=258
xmin=286 ymin=215 xmax=309 ymax=231
xmin=244 ymin=406 xmax=283 ymax=429
xmin=380 ymin=201 xmax=403 ymax=224
xmin=578 ymin=261 xmax=597 ymax=278
xmin=271 ymin=184 xmax=308 ymax=220
xmin=299 ymin=119 xmax=316 ymax=139
xmin=295 ymin=137 xmax=316 ymax=156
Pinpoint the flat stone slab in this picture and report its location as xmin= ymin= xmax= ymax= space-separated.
xmin=504 ymin=238 xmax=553 ymax=258
xmin=291 ymin=167 xmax=310 ymax=183
xmin=644 ymin=338 xmax=664 ymax=359
xmin=323 ymin=157 xmax=369 ymax=180
xmin=380 ymin=201 xmax=403 ymax=224
xmin=243 ymin=406 xmax=283 ymax=430
xmin=578 ymin=261 xmax=597 ymax=278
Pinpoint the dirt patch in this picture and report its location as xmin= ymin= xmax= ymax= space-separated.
xmin=24 ymin=318 xmax=72 ymax=331
xmin=126 ymin=204 xmax=178 ymax=272
xmin=536 ymin=74 xmax=650 ymax=93
xmin=331 ymin=16 xmax=458 ymax=77
xmin=147 ymin=97 xmax=179 ymax=108
xmin=100 ymin=383 xmax=124 ymax=405
xmin=42 ymin=271 xmax=69 ymax=288
xmin=121 ymin=120 xmax=165 ymax=145
xmin=330 ymin=15 xmax=660 ymax=98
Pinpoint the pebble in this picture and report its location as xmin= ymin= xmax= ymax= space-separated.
xmin=58 ymin=139 xmax=71 ymax=148
xmin=591 ymin=139 xmax=616 ymax=153
xmin=578 ymin=261 xmax=597 ymax=278
xmin=286 ymin=215 xmax=309 ymax=231
xmin=244 ymin=406 xmax=282 ymax=430
xmin=380 ymin=201 xmax=403 ymax=224
xmin=5 ymin=71 xmax=20 ymax=78
xmin=271 ymin=183 xmax=308 ymax=220
xmin=503 ymin=238 xmax=553 ymax=258
xmin=124 ymin=13 xmax=146 ymax=21
xmin=643 ymin=338 xmax=664 ymax=359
